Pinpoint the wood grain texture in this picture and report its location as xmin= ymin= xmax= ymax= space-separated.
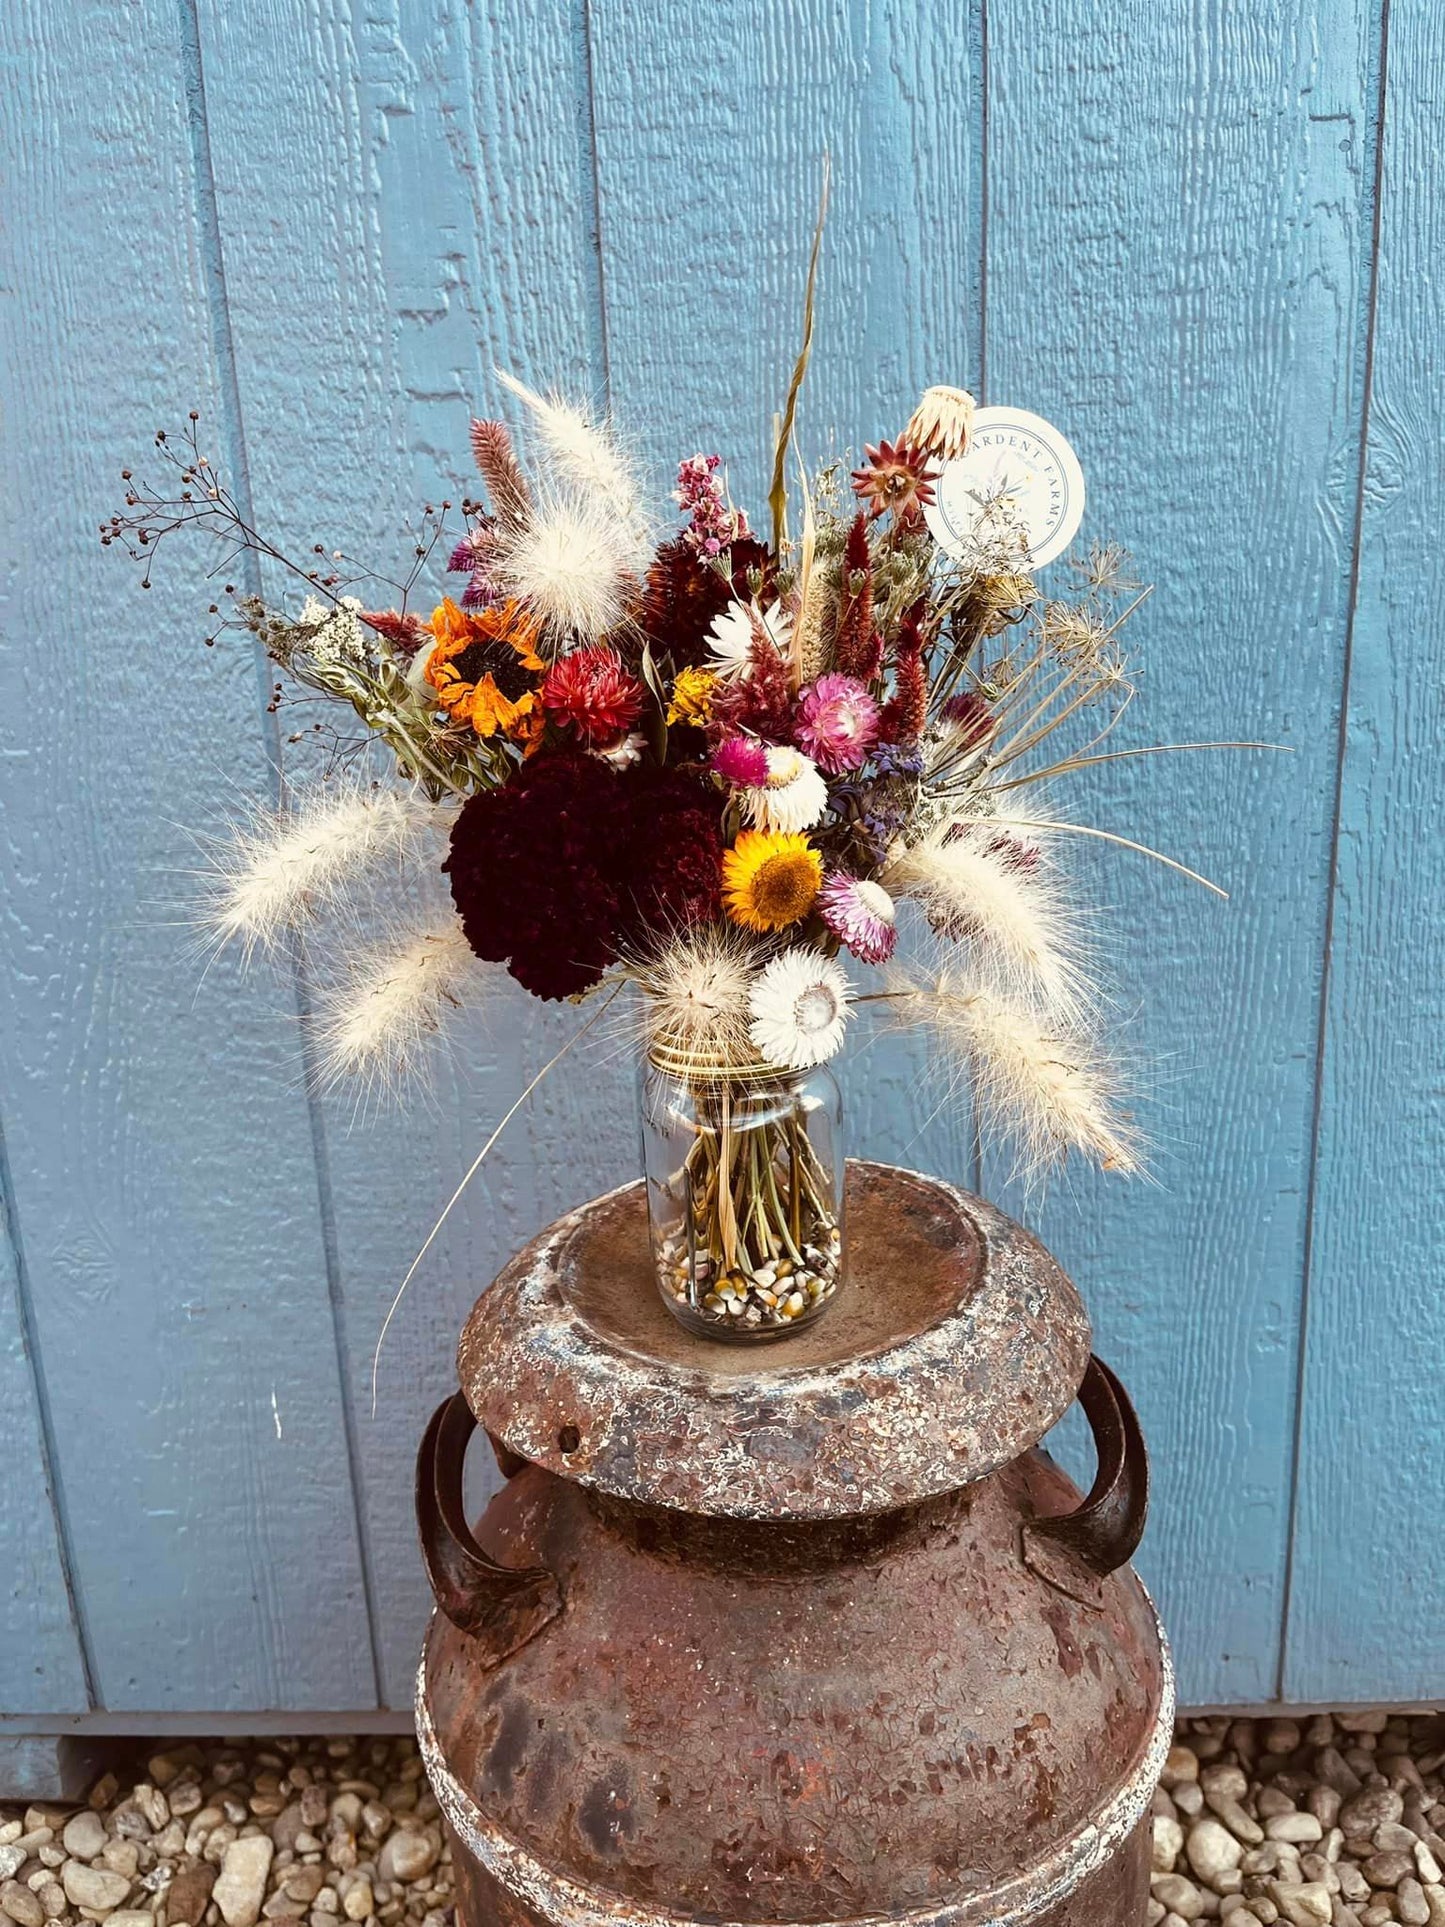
xmin=588 ymin=0 xmax=984 ymax=1191
xmin=981 ymin=0 xmax=1379 ymax=1702
xmin=1284 ymin=0 xmax=1445 ymax=1703
xmin=0 ymin=1145 xmax=89 ymax=1714
xmin=191 ymin=0 xmax=630 ymax=1706
xmin=0 ymin=0 xmax=375 ymax=1710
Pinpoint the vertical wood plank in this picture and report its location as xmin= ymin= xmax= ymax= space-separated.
xmin=0 ymin=0 xmax=375 ymax=1710
xmin=191 ymin=0 xmax=623 ymax=1705
xmin=981 ymin=0 xmax=1379 ymax=1702
xmin=0 ymin=1144 xmax=89 ymax=1714
xmin=587 ymin=0 xmax=984 ymax=1181
xmin=1284 ymin=0 xmax=1445 ymax=1703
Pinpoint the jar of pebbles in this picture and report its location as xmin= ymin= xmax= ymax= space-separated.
xmin=640 ymin=1040 xmax=844 ymax=1341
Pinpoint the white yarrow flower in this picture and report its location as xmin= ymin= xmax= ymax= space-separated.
xmin=301 ymin=595 xmax=368 ymax=667
xmin=748 ymin=948 xmax=852 ymax=1070
xmin=741 ymin=746 xmax=829 ymax=835
xmin=707 ymin=600 xmax=792 ymax=681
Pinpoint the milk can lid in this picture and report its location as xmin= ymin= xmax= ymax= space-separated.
xmin=458 ymin=1160 xmax=1091 ymax=1520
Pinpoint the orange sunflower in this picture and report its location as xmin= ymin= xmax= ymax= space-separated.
xmin=424 ymin=597 xmax=544 ymax=740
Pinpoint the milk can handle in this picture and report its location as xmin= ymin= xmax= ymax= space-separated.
xmin=1024 ymin=1355 xmax=1149 ymax=1581
xmin=415 ymin=1392 xmax=562 ymax=1663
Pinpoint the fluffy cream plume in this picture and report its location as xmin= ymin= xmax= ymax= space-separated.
xmin=202 ymin=785 xmax=437 ymax=960
xmin=493 ymin=491 xmax=637 ymax=647
xmin=884 ymin=962 xmax=1138 ymax=1177
xmin=627 ymin=924 xmax=757 ymax=1071
xmin=495 ymin=370 xmax=647 ymax=553
xmin=882 ymin=822 xmax=1094 ymax=1023
xmin=314 ymin=920 xmax=482 ymax=1093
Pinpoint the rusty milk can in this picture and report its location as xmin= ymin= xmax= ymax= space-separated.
xmin=414 ymin=1161 xmax=1173 ymax=1927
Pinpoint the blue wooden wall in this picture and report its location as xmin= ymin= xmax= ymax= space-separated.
xmin=2 ymin=0 xmax=1442 ymax=1723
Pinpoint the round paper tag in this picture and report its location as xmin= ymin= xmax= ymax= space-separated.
xmin=924 ymin=406 xmax=1086 ymax=569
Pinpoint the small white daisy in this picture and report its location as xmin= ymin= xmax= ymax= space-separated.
xmin=748 ymin=948 xmax=852 ymax=1070
xmin=706 ymin=599 xmax=792 ymax=681
xmin=741 ymin=746 xmax=829 ymax=835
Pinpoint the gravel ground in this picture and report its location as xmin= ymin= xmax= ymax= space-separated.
xmin=0 ymin=1713 xmax=1441 ymax=1927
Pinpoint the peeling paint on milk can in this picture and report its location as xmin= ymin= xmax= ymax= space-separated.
xmin=415 ymin=1162 xmax=1172 ymax=1927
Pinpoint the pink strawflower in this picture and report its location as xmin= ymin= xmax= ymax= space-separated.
xmin=711 ymin=735 xmax=770 ymax=787
xmin=795 ymin=673 xmax=881 ymax=773
xmin=818 ymin=873 xmax=898 ymax=965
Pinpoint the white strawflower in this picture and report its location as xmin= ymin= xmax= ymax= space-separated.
xmin=748 ymin=948 xmax=852 ymax=1070
xmin=741 ymin=746 xmax=829 ymax=835
xmin=707 ymin=600 xmax=792 ymax=681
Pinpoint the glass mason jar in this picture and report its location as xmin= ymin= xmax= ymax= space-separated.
xmin=640 ymin=1048 xmax=845 ymax=1341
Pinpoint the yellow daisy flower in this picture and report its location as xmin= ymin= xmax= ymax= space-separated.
xmin=666 ymin=665 xmax=718 ymax=726
xmin=722 ymin=830 xmax=822 ymax=934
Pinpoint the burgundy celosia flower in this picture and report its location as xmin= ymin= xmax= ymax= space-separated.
xmin=833 ymin=513 xmax=881 ymax=682
xmin=444 ymin=750 xmax=626 ymax=1000
xmin=621 ymin=766 xmax=724 ymax=938
xmin=709 ymin=633 xmax=793 ymax=741
xmin=641 ymin=533 xmax=775 ymax=669
xmin=878 ymin=598 xmax=929 ymax=747
xmin=711 ymin=735 xmax=771 ymax=787
xmin=795 ymin=673 xmax=880 ymax=773
xmin=444 ymin=750 xmax=723 ymax=999
xmin=542 ymin=645 xmax=645 ymax=747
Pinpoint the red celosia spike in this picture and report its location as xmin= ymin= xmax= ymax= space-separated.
xmin=833 ymin=514 xmax=875 ymax=680
xmin=361 ymin=608 xmax=430 ymax=657
xmin=710 ymin=635 xmax=793 ymax=741
xmin=469 ymin=419 xmax=532 ymax=532
xmin=878 ymin=596 xmax=928 ymax=746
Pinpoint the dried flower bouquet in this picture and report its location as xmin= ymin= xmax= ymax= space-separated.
xmin=107 ymin=330 xmax=1243 ymax=1340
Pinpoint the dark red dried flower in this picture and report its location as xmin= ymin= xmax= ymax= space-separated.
xmin=709 ymin=633 xmax=794 ymax=741
xmin=851 ymin=438 xmax=940 ymax=528
xmin=940 ymin=688 xmax=997 ymax=748
xmin=445 ymin=750 xmax=625 ymax=1000
xmin=878 ymin=598 xmax=929 ymax=746
xmin=833 ymin=514 xmax=881 ymax=682
xmin=542 ymin=645 xmax=645 ymax=747
xmin=361 ymin=608 xmax=431 ymax=658
xmin=444 ymin=750 xmax=724 ymax=1000
xmin=641 ymin=534 xmax=775 ymax=669
xmin=621 ymin=766 xmax=723 ymax=937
